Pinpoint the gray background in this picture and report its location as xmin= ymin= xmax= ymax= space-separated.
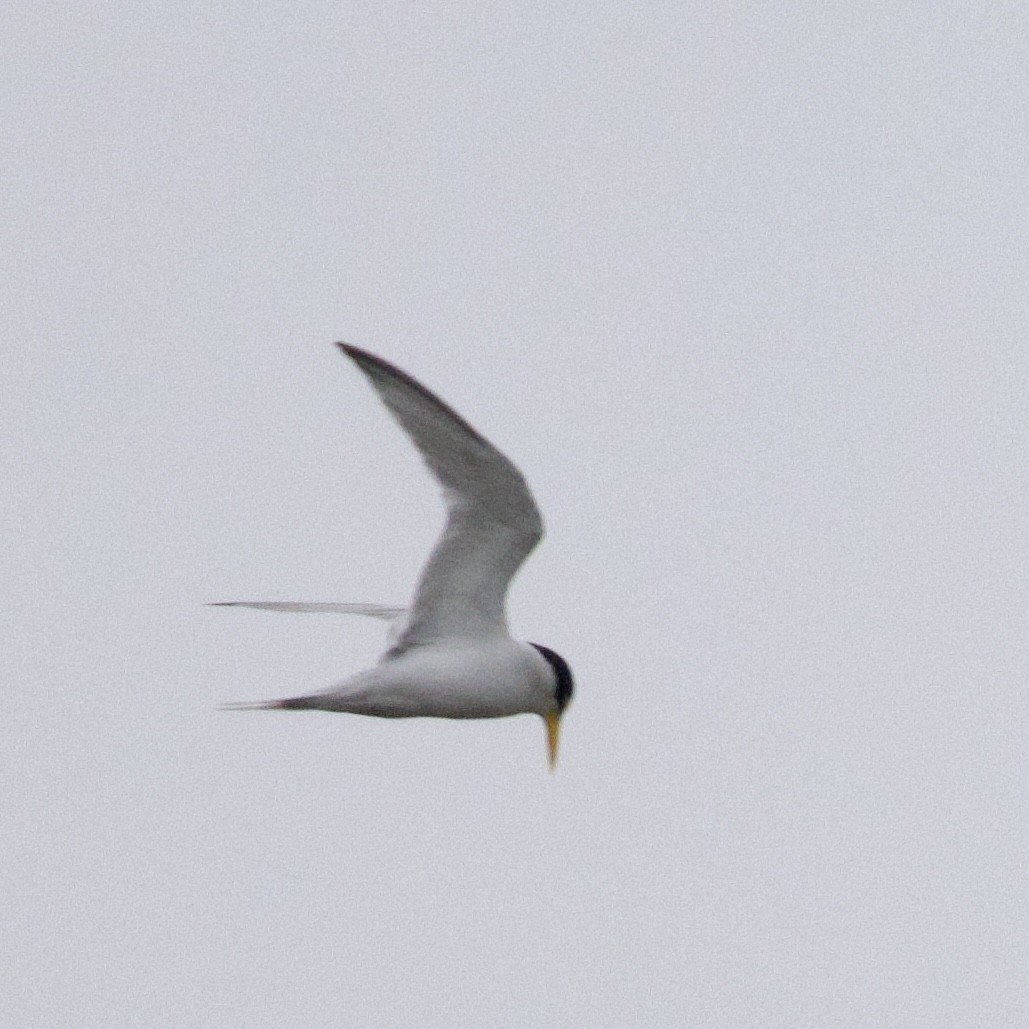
xmin=4 ymin=4 xmax=1027 ymax=1026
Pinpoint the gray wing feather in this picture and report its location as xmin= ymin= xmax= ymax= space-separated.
xmin=208 ymin=601 xmax=404 ymax=619
xmin=209 ymin=601 xmax=408 ymax=645
xmin=339 ymin=344 xmax=543 ymax=648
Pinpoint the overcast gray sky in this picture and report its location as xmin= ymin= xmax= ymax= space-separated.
xmin=4 ymin=3 xmax=1028 ymax=1026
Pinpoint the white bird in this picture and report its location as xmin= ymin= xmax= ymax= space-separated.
xmin=214 ymin=344 xmax=573 ymax=768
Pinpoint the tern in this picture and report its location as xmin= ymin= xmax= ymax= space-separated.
xmin=215 ymin=344 xmax=574 ymax=768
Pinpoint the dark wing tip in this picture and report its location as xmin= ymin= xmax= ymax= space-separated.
xmin=333 ymin=341 xmax=492 ymax=447
xmin=335 ymin=341 xmax=405 ymax=385
xmin=335 ymin=342 xmax=409 ymax=382
xmin=336 ymin=341 xmax=379 ymax=367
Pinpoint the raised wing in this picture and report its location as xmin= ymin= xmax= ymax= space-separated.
xmin=339 ymin=344 xmax=543 ymax=649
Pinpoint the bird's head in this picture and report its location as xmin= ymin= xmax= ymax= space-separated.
xmin=529 ymin=643 xmax=574 ymax=770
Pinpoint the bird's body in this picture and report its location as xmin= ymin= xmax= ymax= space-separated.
xmin=215 ymin=344 xmax=574 ymax=767
xmin=229 ymin=638 xmax=555 ymax=720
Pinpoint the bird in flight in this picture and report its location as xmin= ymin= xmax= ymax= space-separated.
xmin=214 ymin=344 xmax=574 ymax=768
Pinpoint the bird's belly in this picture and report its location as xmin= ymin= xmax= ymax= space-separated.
xmin=331 ymin=644 xmax=537 ymax=719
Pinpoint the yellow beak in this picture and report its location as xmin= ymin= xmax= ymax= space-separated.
xmin=545 ymin=712 xmax=562 ymax=771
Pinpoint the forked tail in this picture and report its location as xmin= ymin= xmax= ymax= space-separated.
xmin=219 ymin=697 xmax=316 ymax=711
